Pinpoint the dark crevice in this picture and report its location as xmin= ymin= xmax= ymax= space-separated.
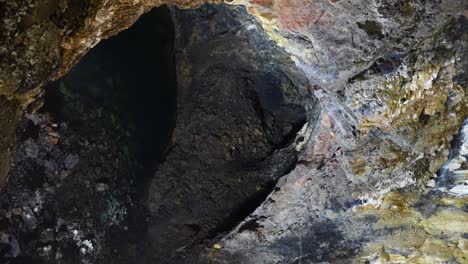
xmin=207 ymin=180 xmax=276 ymax=238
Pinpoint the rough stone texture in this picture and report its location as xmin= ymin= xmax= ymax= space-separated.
xmin=230 ymin=0 xmax=466 ymax=87
xmin=143 ymin=5 xmax=315 ymax=263
xmin=207 ymin=0 xmax=468 ymax=263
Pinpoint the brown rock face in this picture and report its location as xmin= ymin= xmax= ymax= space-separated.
xmin=0 ymin=0 xmax=221 ymax=95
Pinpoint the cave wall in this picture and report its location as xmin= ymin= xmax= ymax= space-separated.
xmin=0 ymin=0 xmax=467 ymax=263
xmin=206 ymin=1 xmax=468 ymax=263
xmin=227 ymin=1 xmax=467 ymax=186
xmin=142 ymin=4 xmax=315 ymax=263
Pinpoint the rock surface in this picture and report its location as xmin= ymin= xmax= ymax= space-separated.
xmin=143 ymin=5 xmax=314 ymax=263
xmin=0 ymin=0 xmax=467 ymax=263
xmin=206 ymin=1 xmax=468 ymax=263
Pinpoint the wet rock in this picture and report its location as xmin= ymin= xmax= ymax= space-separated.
xmin=25 ymin=113 xmax=50 ymax=127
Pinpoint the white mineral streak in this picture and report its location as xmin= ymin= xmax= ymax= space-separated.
xmin=70 ymin=227 xmax=95 ymax=256
xmin=437 ymin=119 xmax=468 ymax=196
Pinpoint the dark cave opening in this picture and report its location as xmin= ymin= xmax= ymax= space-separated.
xmin=43 ymin=5 xmax=176 ymax=174
xmin=41 ymin=4 xmax=177 ymax=261
xmin=1 ymin=5 xmax=177 ymax=263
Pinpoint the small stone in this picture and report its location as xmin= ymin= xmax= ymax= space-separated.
xmin=49 ymin=137 xmax=59 ymax=145
xmin=24 ymin=139 xmax=39 ymax=158
xmin=11 ymin=208 xmax=22 ymax=216
xmin=447 ymin=162 xmax=461 ymax=170
xmin=95 ymin=183 xmax=109 ymax=192
xmin=64 ymin=154 xmax=79 ymax=169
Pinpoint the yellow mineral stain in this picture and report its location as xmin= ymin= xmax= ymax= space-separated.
xmin=454 ymin=239 xmax=468 ymax=263
xmin=212 ymin=243 xmax=223 ymax=250
xmin=438 ymin=196 xmax=468 ymax=209
xmin=419 ymin=209 xmax=468 ymax=237
xmin=418 ymin=238 xmax=456 ymax=262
